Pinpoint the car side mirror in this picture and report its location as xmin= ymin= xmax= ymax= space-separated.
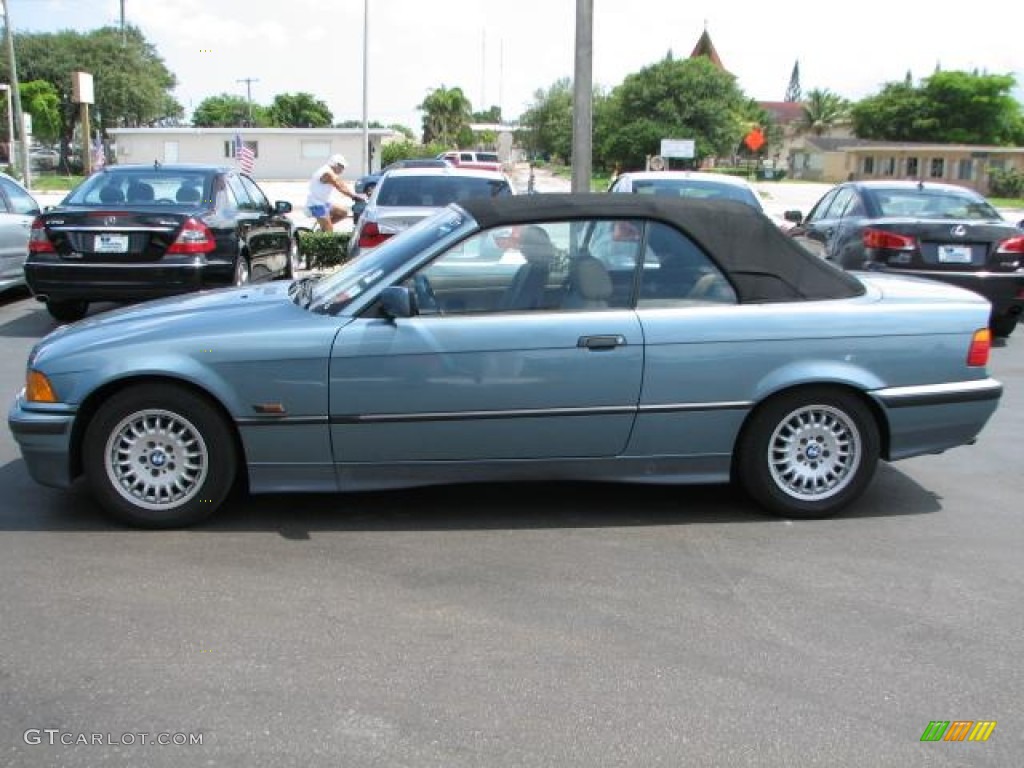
xmin=1018 ymin=218 xmax=1024 ymax=231
xmin=379 ymin=285 xmax=414 ymax=319
xmin=274 ymin=200 xmax=293 ymax=214
xmin=784 ymin=210 xmax=803 ymax=224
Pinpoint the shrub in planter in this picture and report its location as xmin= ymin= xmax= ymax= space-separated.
xmin=297 ymin=231 xmax=352 ymax=270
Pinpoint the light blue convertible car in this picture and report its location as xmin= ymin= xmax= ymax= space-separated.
xmin=8 ymin=195 xmax=1003 ymax=527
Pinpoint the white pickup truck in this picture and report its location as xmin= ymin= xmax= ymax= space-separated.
xmin=436 ymin=150 xmax=502 ymax=173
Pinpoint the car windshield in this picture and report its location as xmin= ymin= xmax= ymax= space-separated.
xmin=631 ymin=179 xmax=762 ymax=210
xmin=309 ymin=207 xmax=476 ymax=313
xmin=375 ymin=175 xmax=512 ymax=207
xmin=65 ymin=170 xmax=213 ymax=206
xmin=870 ymin=188 xmax=1001 ymax=220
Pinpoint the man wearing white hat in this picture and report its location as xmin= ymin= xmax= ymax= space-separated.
xmin=306 ymin=154 xmax=365 ymax=232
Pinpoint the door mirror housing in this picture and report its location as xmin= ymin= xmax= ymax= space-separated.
xmin=379 ymin=285 xmax=414 ymax=319
xmin=274 ymin=200 xmax=293 ymax=214
xmin=784 ymin=210 xmax=803 ymax=224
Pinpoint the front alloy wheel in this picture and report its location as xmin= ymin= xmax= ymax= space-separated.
xmin=737 ymin=388 xmax=879 ymax=518
xmin=83 ymin=384 xmax=236 ymax=527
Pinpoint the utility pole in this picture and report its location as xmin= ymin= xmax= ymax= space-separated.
xmin=571 ymin=0 xmax=593 ymax=193
xmin=1 ymin=0 xmax=30 ymax=188
xmin=120 ymin=0 xmax=125 ymax=46
xmin=236 ymin=77 xmax=258 ymax=126
xmin=361 ymin=0 xmax=369 ymax=174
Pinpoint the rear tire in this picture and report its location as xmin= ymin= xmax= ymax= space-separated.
xmin=736 ymin=387 xmax=879 ymax=519
xmin=46 ymin=299 xmax=89 ymax=323
xmin=990 ymin=313 xmax=1017 ymax=338
xmin=82 ymin=383 xmax=237 ymax=528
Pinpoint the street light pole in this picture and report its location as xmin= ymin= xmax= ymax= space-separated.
xmin=1 ymin=0 xmax=30 ymax=188
xmin=571 ymin=0 xmax=593 ymax=193
xmin=236 ymin=77 xmax=258 ymax=126
xmin=0 ymin=84 xmax=12 ymax=169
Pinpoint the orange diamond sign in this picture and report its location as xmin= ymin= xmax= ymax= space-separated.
xmin=744 ymin=127 xmax=765 ymax=152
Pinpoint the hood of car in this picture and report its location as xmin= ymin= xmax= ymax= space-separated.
xmin=32 ymin=282 xmax=301 ymax=366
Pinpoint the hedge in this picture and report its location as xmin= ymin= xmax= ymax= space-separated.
xmin=297 ymin=231 xmax=352 ymax=270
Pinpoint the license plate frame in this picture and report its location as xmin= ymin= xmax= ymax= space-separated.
xmin=937 ymin=244 xmax=972 ymax=264
xmin=94 ymin=233 xmax=129 ymax=253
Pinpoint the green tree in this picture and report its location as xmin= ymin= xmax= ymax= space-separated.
xmin=519 ymin=77 xmax=573 ymax=162
xmin=472 ymin=105 xmax=502 ymax=123
xmin=799 ymin=88 xmax=850 ymax=136
xmin=597 ymin=57 xmax=750 ymax=170
xmin=851 ymin=71 xmax=1023 ymax=144
xmin=418 ymin=85 xmax=472 ymax=146
xmin=4 ymin=25 xmax=182 ymax=148
xmin=20 ymin=80 xmax=61 ymax=143
xmin=192 ymin=93 xmax=270 ymax=127
xmin=267 ymin=92 xmax=332 ymax=127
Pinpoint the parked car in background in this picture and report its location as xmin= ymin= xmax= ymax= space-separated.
xmin=609 ymin=170 xmax=792 ymax=230
xmin=355 ymin=157 xmax=451 ymax=195
xmin=24 ymin=164 xmax=295 ymax=322
xmin=436 ymin=150 xmax=502 ymax=173
xmin=8 ymin=195 xmax=1002 ymax=528
xmin=0 ymin=172 xmax=42 ymax=293
xmin=785 ymin=180 xmax=1024 ymax=337
xmin=29 ymin=147 xmax=60 ymax=172
xmin=350 ymin=166 xmax=513 ymax=257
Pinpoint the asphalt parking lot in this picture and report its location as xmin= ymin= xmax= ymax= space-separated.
xmin=2 ymin=174 xmax=1022 ymax=766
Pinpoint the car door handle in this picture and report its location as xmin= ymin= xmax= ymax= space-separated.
xmin=578 ymin=335 xmax=626 ymax=350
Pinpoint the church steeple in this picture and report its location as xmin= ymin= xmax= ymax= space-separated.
xmin=689 ymin=26 xmax=725 ymax=70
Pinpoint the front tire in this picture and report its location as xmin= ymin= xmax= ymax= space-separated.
xmin=233 ymin=255 xmax=250 ymax=286
xmin=83 ymin=383 xmax=237 ymax=528
xmin=736 ymin=388 xmax=880 ymax=518
xmin=46 ymin=299 xmax=89 ymax=323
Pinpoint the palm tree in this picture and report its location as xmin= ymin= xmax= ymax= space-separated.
xmin=418 ymin=86 xmax=472 ymax=146
xmin=800 ymin=88 xmax=850 ymax=136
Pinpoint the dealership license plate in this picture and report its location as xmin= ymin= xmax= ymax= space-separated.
xmin=94 ymin=234 xmax=129 ymax=253
xmin=938 ymin=244 xmax=972 ymax=264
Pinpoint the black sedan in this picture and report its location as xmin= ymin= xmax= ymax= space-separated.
xmin=25 ymin=164 xmax=295 ymax=322
xmin=785 ymin=181 xmax=1024 ymax=336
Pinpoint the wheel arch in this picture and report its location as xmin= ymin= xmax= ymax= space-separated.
xmin=730 ymin=382 xmax=891 ymax=481
xmin=69 ymin=375 xmax=247 ymax=488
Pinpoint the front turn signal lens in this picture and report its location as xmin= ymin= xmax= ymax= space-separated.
xmin=26 ymin=370 xmax=58 ymax=403
xmin=967 ymin=329 xmax=991 ymax=368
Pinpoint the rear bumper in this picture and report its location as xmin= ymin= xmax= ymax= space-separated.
xmin=24 ymin=260 xmax=234 ymax=302
xmin=884 ymin=268 xmax=1024 ymax=317
xmin=870 ymin=378 xmax=1003 ymax=460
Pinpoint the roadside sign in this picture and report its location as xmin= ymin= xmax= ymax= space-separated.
xmin=744 ymin=128 xmax=765 ymax=152
xmin=660 ymin=139 xmax=695 ymax=159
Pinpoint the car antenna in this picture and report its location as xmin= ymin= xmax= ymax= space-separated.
xmin=153 ymin=160 xmax=162 ymax=170
xmin=917 ymin=180 xmax=924 ymax=191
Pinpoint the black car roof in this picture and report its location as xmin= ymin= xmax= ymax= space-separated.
xmin=459 ymin=194 xmax=864 ymax=302
xmin=95 ymin=164 xmax=229 ymax=174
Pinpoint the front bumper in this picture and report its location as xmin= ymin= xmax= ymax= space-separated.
xmin=7 ymin=392 xmax=77 ymax=489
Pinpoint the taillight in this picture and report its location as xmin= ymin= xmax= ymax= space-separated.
xmin=167 ymin=218 xmax=215 ymax=254
xmin=28 ymin=218 xmax=55 ymax=253
xmin=863 ymin=228 xmax=917 ymax=250
xmin=357 ymin=220 xmax=392 ymax=249
xmin=995 ymin=235 xmax=1024 ymax=254
xmin=967 ymin=328 xmax=991 ymax=367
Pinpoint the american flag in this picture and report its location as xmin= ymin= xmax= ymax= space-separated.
xmin=91 ymin=137 xmax=106 ymax=169
xmin=233 ymin=133 xmax=255 ymax=175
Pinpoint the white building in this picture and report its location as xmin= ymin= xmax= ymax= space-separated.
xmin=105 ymin=127 xmax=395 ymax=181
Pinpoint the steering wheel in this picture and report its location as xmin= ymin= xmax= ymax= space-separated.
xmin=412 ymin=274 xmax=440 ymax=314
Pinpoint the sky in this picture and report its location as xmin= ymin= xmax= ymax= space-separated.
xmin=7 ymin=0 xmax=1024 ymax=134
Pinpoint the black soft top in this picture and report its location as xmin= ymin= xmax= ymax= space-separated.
xmin=459 ymin=194 xmax=865 ymax=302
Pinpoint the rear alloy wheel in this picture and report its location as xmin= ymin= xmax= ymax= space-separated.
xmin=233 ymin=255 xmax=250 ymax=286
xmin=46 ymin=299 xmax=89 ymax=323
xmin=736 ymin=388 xmax=879 ymax=518
xmin=990 ymin=313 xmax=1017 ymax=338
xmin=83 ymin=383 xmax=237 ymax=528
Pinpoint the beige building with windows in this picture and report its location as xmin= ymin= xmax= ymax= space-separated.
xmin=105 ymin=127 xmax=395 ymax=180
xmin=788 ymin=137 xmax=1024 ymax=194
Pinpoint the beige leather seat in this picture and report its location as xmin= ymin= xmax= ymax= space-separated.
xmin=563 ymin=256 xmax=612 ymax=309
